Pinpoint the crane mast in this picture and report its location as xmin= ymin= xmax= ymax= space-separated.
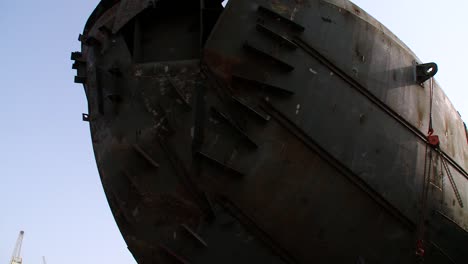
xmin=10 ymin=231 xmax=24 ymax=264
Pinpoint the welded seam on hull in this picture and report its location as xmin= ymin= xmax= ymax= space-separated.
xmin=293 ymin=37 xmax=468 ymax=181
xmin=158 ymin=243 xmax=191 ymax=264
xmin=181 ymin=224 xmax=209 ymax=247
xmin=435 ymin=210 xmax=468 ymax=234
xmin=133 ymin=144 xmax=160 ymax=168
xmin=157 ymin=137 xmax=216 ymax=220
xmin=210 ymin=107 xmax=259 ymax=149
xmin=261 ymin=100 xmax=416 ymax=231
xmin=218 ymin=196 xmax=300 ymax=264
xmin=232 ymin=96 xmax=271 ymax=122
xmin=428 ymin=241 xmax=457 ymax=264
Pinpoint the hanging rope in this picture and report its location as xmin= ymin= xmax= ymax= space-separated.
xmin=427 ymin=78 xmax=440 ymax=147
xmin=415 ymin=77 xmax=465 ymax=259
xmin=416 ymin=77 xmax=438 ymax=258
xmin=428 ymin=78 xmax=434 ymax=134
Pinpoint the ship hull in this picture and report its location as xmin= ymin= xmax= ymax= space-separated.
xmin=73 ymin=0 xmax=468 ymax=263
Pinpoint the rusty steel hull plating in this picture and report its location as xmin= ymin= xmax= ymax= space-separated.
xmin=72 ymin=0 xmax=468 ymax=263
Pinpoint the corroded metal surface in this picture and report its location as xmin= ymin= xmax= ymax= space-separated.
xmin=72 ymin=0 xmax=468 ymax=263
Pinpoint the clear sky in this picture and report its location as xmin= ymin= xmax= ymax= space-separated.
xmin=0 ymin=0 xmax=466 ymax=263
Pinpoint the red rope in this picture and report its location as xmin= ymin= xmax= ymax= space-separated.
xmin=428 ymin=78 xmax=434 ymax=135
xmin=416 ymin=77 xmax=437 ymax=258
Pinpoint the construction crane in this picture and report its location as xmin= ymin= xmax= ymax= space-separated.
xmin=10 ymin=231 xmax=24 ymax=264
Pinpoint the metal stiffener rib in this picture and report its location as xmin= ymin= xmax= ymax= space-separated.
xmin=232 ymin=73 xmax=294 ymax=95
xmin=211 ymin=107 xmax=259 ymax=149
xmin=243 ymin=42 xmax=295 ymax=71
xmin=256 ymin=24 xmax=298 ymax=49
xmin=132 ymin=144 xmax=160 ymax=168
xmin=257 ymin=5 xmax=305 ymax=32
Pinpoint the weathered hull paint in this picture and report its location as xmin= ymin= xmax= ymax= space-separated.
xmin=72 ymin=0 xmax=467 ymax=263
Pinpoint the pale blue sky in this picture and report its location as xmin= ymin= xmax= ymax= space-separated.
xmin=0 ymin=1 xmax=466 ymax=263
